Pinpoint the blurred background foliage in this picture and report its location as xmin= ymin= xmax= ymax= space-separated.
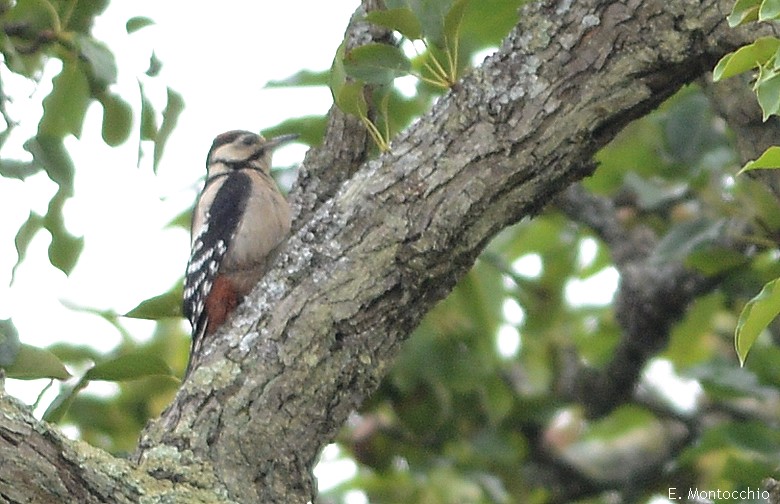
xmin=2 ymin=0 xmax=780 ymax=502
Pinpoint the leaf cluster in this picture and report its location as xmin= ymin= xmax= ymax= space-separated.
xmin=268 ymin=0 xmax=527 ymax=152
xmin=713 ymin=0 xmax=780 ymax=364
xmin=0 ymin=0 xmax=184 ymax=428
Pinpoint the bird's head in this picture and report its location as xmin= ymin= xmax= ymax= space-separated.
xmin=206 ymin=130 xmax=298 ymax=176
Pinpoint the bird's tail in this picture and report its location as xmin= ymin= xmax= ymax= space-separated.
xmin=184 ymin=318 xmax=209 ymax=379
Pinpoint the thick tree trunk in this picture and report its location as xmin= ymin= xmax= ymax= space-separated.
xmin=0 ymin=1 xmax=767 ymax=503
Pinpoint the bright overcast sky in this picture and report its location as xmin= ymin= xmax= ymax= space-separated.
xmin=0 ymin=1 xmax=357 ymax=402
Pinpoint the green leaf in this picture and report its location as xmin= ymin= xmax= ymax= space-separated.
xmin=124 ymin=285 xmax=183 ymax=320
xmin=139 ymin=83 xmax=158 ymax=141
xmin=43 ymin=351 xmax=175 ymax=423
xmin=43 ymin=380 xmax=86 ymax=422
xmin=153 ymin=87 xmax=184 ymax=172
xmin=662 ymin=91 xmax=723 ymax=166
xmin=736 ymin=177 xmax=780 ymax=231
xmin=47 ymin=342 xmax=104 ymax=363
xmin=380 ymin=86 xmax=432 ymax=139
xmin=406 ymin=0 xmax=452 ymax=47
xmin=449 ymin=263 xmax=504 ymax=341
xmin=11 ymin=174 xmax=82 ymax=281
xmin=262 ymin=115 xmax=327 ymax=147
xmin=83 ymin=353 xmax=173 ymax=381
xmin=652 ymin=218 xmax=725 ymax=264
xmin=126 ymin=16 xmax=154 ymax=34
xmin=5 ymin=343 xmax=71 ymax=380
xmin=266 ymin=69 xmax=330 ymax=88
xmin=12 ymin=212 xmax=43 ymax=283
xmin=585 ymin=405 xmax=656 ymax=439
xmin=25 ymin=135 xmax=75 ymax=195
xmin=66 ymin=0 xmax=109 ymax=33
xmin=755 ymin=63 xmax=780 ymax=119
xmin=166 ymin=208 xmax=192 ymax=230
xmin=685 ymin=247 xmax=748 ymax=276
xmin=622 ymin=173 xmax=687 ymax=211
xmin=0 ymin=121 xmax=14 ymax=151
xmin=146 ymin=51 xmax=162 ymax=77
xmin=75 ymin=35 xmax=118 ymax=89
xmin=666 ymin=292 xmax=723 ymax=368
xmin=735 ymin=277 xmax=780 ymax=365
xmin=44 ymin=189 xmax=84 ymax=275
xmin=2 ymin=0 xmax=58 ymax=77
xmin=728 ymin=0 xmax=761 ymax=26
xmin=444 ymin=0 xmax=469 ymax=46
xmin=334 ymin=80 xmax=368 ymax=117
xmin=366 ymin=8 xmax=423 ymax=40
xmin=719 ymin=421 xmax=780 ymax=455
xmin=39 ymin=62 xmax=90 ymax=138
xmin=759 ymin=0 xmax=780 ymax=20
xmin=0 ymin=159 xmax=41 ymax=180
xmin=482 ymin=375 xmax=514 ymax=424
xmin=137 ymin=83 xmax=157 ymax=167
xmin=99 ymin=93 xmax=133 ymax=146
xmin=343 ymin=43 xmax=411 ymax=84
xmin=0 ymin=319 xmax=20 ymax=367
xmin=738 ymin=145 xmax=780 ymax=173
xmin=773 ymin=45 xmax=780 ymax=71
xmin=330 ymin=41 xmax=347 ymax=105
xmin=459 ymin=0 xmax=527 ymax=50
xmin=713 ymin=37 xmax=780 ymax=81
xmin=4 ymin=0 xmax=58 ymax=33
xmin=690 ymin=361 xmax=767 ymax=399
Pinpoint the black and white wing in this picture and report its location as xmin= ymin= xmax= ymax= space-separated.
xmin=183 ymin=172 xmax=250 ymax=348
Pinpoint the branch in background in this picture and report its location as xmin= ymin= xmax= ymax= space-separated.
xmin=557 ymin=184 xmax=716 ymax=417
xmin=553 ymin=71 xmax=780 ymax=419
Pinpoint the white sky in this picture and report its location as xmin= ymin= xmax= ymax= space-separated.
xmin=0 ymin=1 xmax=357 ymax=400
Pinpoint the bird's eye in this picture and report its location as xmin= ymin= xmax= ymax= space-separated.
xmin=241 ymin=135 xmax=257 ymax=146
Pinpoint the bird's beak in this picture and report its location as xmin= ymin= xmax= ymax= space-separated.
xmin=265 ymin=133 xmax=300 ymax=150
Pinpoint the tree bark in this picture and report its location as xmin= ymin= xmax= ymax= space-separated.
xmin=0 ymin=1 xmax=769 ymax=503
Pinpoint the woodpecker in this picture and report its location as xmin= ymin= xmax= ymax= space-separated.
xmin=183 ymin=130 xmax=295 ymax=372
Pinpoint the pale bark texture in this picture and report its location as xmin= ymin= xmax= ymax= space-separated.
xmin=0 ymin=0 xmax=771 ymax=502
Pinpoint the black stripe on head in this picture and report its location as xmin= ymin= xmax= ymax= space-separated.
xmin=206 ymin=130 xmax=254 ymax=168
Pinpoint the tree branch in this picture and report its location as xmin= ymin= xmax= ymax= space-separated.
xmin=0 ymin=385 xmax=228 ymax=503
xmin=556 ymin=184 xmax=716 ymax=417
